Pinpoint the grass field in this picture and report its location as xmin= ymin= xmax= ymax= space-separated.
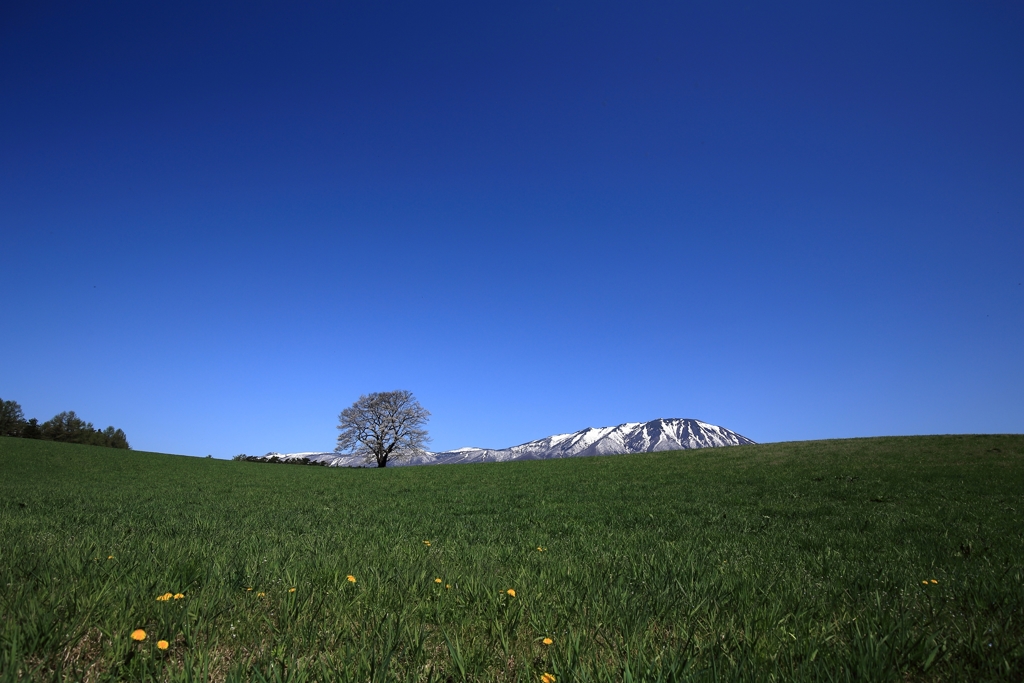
xmin=1 ymin=434 xmax=1023 ymax=682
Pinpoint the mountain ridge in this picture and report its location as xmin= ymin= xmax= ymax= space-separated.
xmin=256 ymin=418 xmax=755 ymax=467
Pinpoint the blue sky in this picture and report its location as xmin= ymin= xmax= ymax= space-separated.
xmin=2 ymin=1 xmax=1022 ymax=457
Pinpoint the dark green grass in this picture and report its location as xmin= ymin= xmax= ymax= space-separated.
xmin=1 ymin=434 xmax=1023 ymax=682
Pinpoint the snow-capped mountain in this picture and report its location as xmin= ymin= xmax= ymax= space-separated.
xmin=254 ymin=418 xmax=754 ymax=467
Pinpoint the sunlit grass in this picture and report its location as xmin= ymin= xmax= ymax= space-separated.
xmin=1 ymin=433 xmax=1022 ymax=681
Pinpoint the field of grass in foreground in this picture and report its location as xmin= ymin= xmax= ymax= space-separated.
xmin=1 ymin=434 xmax=1023 ymax=682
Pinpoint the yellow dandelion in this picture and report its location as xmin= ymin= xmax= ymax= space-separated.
xmin=157 ymin=640 xmax=169 ymax=650
xmin=423 ymin=540 xmax=431 ymax=546
xmin=537 ymin=547 xmax=546 ymax=552
xmin=289 ymin=587 xmax=296 ymax=593
xmin=541 ymin=673 xmax=556 ymax=683
xmin=542 ymin=637 xmax=553 ymax=645
xmin=173 ymin=593 xmax=184 ymax=599
xmin=506 ymin=589 xmax=516 ymax=597
xmin=930 ymin=579 xmax=938 ymax=584
xmin=256 ymin=592 xmax=266 ymax=597
xmin=107 ymin=555 xmax=114 ymax=560
xmin=347 ymin=575 xmax=356 ymax=583
xmin=445 ymin=584 xmax=451 ymax=589
xmin=246 ymin=587 xmax=253 ymax=591
xmin=434 ymin=578 xmax=442 ymax=584
xmin=922 ymin=580 xmax=929 ymax=585
xmin=131 ymin=629 xmax=146 ymax=641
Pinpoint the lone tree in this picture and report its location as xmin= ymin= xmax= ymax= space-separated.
xmin=335 ymin=390 xmax=430 ymax=468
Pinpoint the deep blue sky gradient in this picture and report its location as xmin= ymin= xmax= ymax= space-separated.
xmin=2 ymin=1 xmax=1022 ymax=456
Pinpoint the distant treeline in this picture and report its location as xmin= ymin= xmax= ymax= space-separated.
xmin=232 ymin=454 xmax=330 ymax=466
xmin=0 ymin=398 xmax=130 ymax=449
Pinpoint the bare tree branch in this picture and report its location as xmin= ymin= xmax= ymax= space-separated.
xmin=335 ymin=390 xmax=431 ymax=467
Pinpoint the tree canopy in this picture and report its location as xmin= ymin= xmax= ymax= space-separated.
xmin=0 ymin=399 xmax=130 ymax=449
xmin=335 ymin=390 xmax=430 ymax=468
xmin=0 ymin=399 xmax=26 ymax=437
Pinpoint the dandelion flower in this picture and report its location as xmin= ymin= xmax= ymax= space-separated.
xmin=347 ymin=575 xmax=356 ymax=583
xmin=131 ymin=629 xmax=146 ymax=641
xmin=108 ymin=555 xmax=114 ymax=560
xmin=930 ymin=579 xmax=938 ymax=584
xmin=246 ymin=587 xmax=253 ymax=591
xmin=157 ymin=640 xmax=169 ymax=650
xmin=173 ymin=593 xmax=184 ymax=599
xmin=256 ymin=592 xmax=266 ymax=597
xmin=434 ymin=578 xmax=442 ymax=584
xmin=542 ymin=637 xmax=553 ymax=645
xmin=445 ymin=584 xmax=451 ymax=589
xmin=506 ymin=589 xmax=516 ymax=597
xmin=537 ymin=547 xmax=545 ymax=552
xmin=423 ymin=540 xmax=431 ymax=546
xmin=922 ymin=580 xmax=929 ymax=585
xmin=541 ymin=673 xmax=556 ymax=683
xmin=289 ymin=587 xmax=296 ymax=593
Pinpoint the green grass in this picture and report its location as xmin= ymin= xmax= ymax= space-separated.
xmin=1 ymin=434 xmax=1023 ymax=682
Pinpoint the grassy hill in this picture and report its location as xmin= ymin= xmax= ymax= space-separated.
xmin=1 ymin=434 xmax=1022 ymax=682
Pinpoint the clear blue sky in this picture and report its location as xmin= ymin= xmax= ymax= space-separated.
xmin=2 ymin=1 xmax=1022 ymax=457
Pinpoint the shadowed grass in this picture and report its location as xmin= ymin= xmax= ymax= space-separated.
xmin=1 ymin=434 xmax=1022 ymax=681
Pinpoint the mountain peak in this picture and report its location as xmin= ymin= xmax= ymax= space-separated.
xmin=260 ymin=418 xmax=754 ymax=467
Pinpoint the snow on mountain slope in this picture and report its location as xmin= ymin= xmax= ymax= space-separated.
xmin=428 ymin=418 xmax=754 ymax=464
xmin=258 ymin=418 xmax=754 ymax=467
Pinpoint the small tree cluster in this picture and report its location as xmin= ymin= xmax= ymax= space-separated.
xmin=0 ymin=398 xmax=130 ymax=449
xmin=236 ymin=453 xmax=330 ymax=466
